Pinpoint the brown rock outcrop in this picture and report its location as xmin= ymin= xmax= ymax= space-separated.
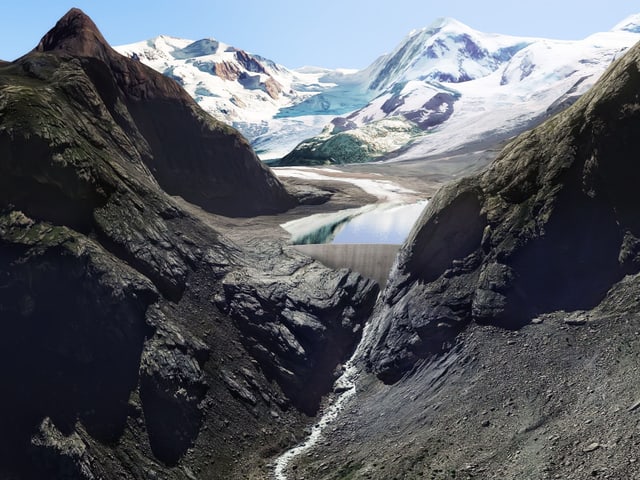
xmin=212 ymin=60 xmax=242 ymax=81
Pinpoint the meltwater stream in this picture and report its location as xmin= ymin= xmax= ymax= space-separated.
xmin=273 ymin=322 xmax=375 ymax=479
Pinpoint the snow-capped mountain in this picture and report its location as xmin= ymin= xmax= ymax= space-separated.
xmin=115 ymin=36 xmax=361 ymax=159
xmin=280 ymin=16 xmax=640 ymax=165
xmin=276 ymin=17 xmax=532 ymax=123
xmin=345 ymin=17 xmax=536 ymax=129
xmin=117 ymin=15 xmax=640 ymax=164
xmin=364 ymin=17 xmax=532 ymax=90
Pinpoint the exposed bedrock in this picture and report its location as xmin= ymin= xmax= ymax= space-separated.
xmin=138 ymin=307 xmax=210 ymax=465
xmin=0 ymin=214 xmax=157 ymax=475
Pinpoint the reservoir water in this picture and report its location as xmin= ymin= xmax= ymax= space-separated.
xmin=282 ymin=200 xmax=428 ymax=245
xmin=332 ymin=200 xmax=427 ymax=244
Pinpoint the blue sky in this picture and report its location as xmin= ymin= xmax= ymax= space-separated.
xmin=1 ymin=1 xmax=638 ymax=68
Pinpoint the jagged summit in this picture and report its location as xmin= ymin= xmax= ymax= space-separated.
xmin=32 ymin=9 xmax=198 ymax=102
xmin=35 ymin=8 xmax=112 ymax=60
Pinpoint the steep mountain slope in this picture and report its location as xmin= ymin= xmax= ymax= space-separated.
xmin=282 ymin=25 xmax=640 ymax=480
xmin=32 ymin=9 xmax=296 ymax=217
xmin=0 ymin=9 xmax=378 ymax=479
xmin=279 ymin=17 xmax=640 ymax=165
xmin=115 ymin=37 xmax=363 ymax=159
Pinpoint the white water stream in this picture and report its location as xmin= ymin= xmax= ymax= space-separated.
xmin=273 ymin=322 xmax=374 ymax=479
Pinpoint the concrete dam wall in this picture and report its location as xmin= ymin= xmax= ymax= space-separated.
xmin=292 ymin=244 xmax=401 ymax=287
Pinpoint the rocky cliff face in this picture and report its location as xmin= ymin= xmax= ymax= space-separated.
xmin=367 ymin=38 xmax=640 ymax=382
xmin=0 ymin=9 xmax=378 ymax=479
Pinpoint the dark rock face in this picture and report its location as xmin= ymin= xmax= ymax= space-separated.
xmin=0 ymin=9 xmax=377 ymax=479
xmin=206 ymin=54 xmax=281 ymax=99
xmin=381 ymin=93 xmax=405 ymax=114
xmin=367 ymin=40 xmax=640 ymax=382
xmin=35 ymin=7 xmax=112 ymax=60
xmin=139 ymin=307 xmax=210 ymax=465
xmin=0 ymin=215 xmax=157 ymax=474
xmin=235 ymin=49 xmax=267 ymax=74
xmin=331 ymin=116 xmax=358 ymax=133
xmin=30 ymin=419 xmax=96 ymax=480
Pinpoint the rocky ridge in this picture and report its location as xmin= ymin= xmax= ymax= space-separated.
xmin=29 ymin=8 xmax=296 ymax=218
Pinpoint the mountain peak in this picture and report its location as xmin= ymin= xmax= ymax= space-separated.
xmin=612 ymin=13 xmax=640 ymax=33
xmin=426 ymin=17 xmax=472 ymax=33
xmin=35 ymin=8 xmax=112 ymax=60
